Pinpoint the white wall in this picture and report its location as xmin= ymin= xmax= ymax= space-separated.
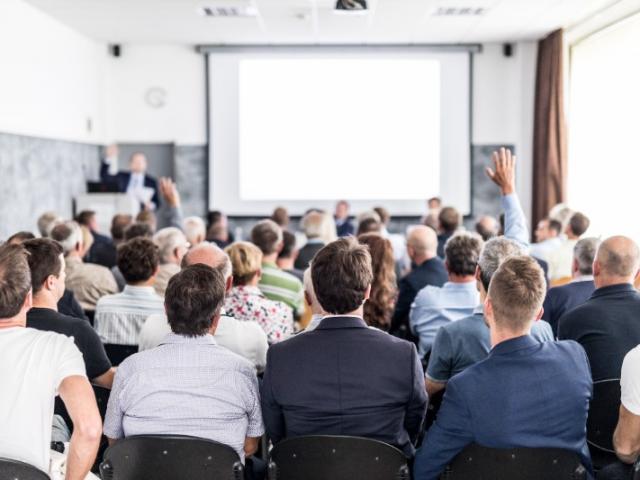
xmin=473 ymin=42 xmax=538 ymax=222
xmin=105 ymin=45 xmax=206 ymax=145
xmin=0 ymin=0 xmax=107 ymax=143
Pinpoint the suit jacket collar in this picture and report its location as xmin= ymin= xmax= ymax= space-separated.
xmin=591 ymin=283 xmax=635 ymax=299
xmin=315 ymin=316 xmax=368 ymax=330
xmin=490 ymin=334 xmax=539 ymax=356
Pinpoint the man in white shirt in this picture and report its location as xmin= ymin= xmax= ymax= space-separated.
xmin=529 ymin=218 xmax=563 ymax=262
xmin=0 ymin=244 xmax=101 ymax=478
xmin=547 ymin=212 xmax=590 ymax=282
xmin=139 ymin=242 xmax=268 ymax=371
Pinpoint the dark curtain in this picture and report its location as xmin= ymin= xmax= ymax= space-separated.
xmin=532 ymin=29 xmax=567 ymax=232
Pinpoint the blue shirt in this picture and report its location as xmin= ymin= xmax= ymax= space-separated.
xmin=501 ymin=193 xmax=529 ymax=247
xmin=409 ymin=281 xmax=479 ymax=356
xmin=426 ymin=306 xmax=555 ymax=382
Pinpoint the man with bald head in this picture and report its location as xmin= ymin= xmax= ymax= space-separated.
xmin=390 ymin=225 xmax=447 ymax=338
xmin=138 ymin=242 xmax=268 ymax=371
xmin=558 ymin=236 xmax=640 ymax=381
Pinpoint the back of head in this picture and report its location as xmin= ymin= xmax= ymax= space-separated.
xmin=422 ymin=212 xmax=439 ymax=231
xmin=23 ymin=238 xmax=64 ymax=295
xmin=183 ymin=216 xmax=206 ymax=245
xmin=182 ymin=242 xmax=232 ymax=281
xmin=358 ymin=233 xmax=395 ymax=277
xmin=302 ymin=211 xmax=325 ymax=239
xmin=124 ymin=222 xmax=154 ymax=241
xmin=574 ymin=237 xmax=600 ymax=276
xmin=0 ymin=244 xmax=31 ymax=320
xmin=165 ymin=264 xmax=226 ymax=336
xmin=250 ymin=219 xmax=282 ymax=255
xmin=407 ymin=225 xmax=438 ymax=258
xmin=111 ymin=214 xmax=133 ymax=241
xmin=117 ymin=237 xmax=160 ymax=284
xmin=478 ymin=237 xmax=527 ymax=291
xmin=37 ymin=211 xmax=62 ymax=238
xmin=439 ymin=206 xmax=461 ymax=233
xmin=153 ymin=227 xmax=187 ymax=264
xmin=548 ymin=219 xmax=563 ymax=237
xmin=475 ymin=216 xmax=499 ymax=242
xmin=225 ymin=241 xmax=262 ymax=286
xmin=356 ymin=218 xmax=382 ymax=236
xmin=488 ymin=256 xmax=546 ymax=332
xmin=444 ymin=233 xmax=483 ymax=277
xmin=549 ymin=204 xmax=574 ymax=229
xmin=373 ymin=207 xmax=390 ymax=226
xmin=51 ymin=221 xmax=81 ymax=255
xmin=271 ymin=207 xmax=289 ymax=227
xmin=279 ymin=230 xmax=297 ymax=260
xmin=136 ymin=210 xmax=157 ymax=233
xmin=358 ymin=233 xmax=396 ymax=329
xmin=596 ymin=236 xmax=640 ymax=283
xmin=311 ymin=237 xmax=373 ymax=315
xmin=75 ymin=210 xmax=96 ymax=228
xmin=6 ymin=231 xmax=36 ymax=245
xmin=568 ymin=212 xmax=590 ymax=237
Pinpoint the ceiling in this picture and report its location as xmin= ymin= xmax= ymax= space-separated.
xmin=25 ymin=0 xmax=618 ymax=45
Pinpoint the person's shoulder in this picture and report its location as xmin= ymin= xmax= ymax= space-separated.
xmin=95 ymin=291 xmax=122 ymax=307
xmin=543 ymin=339 xmax=586 ymax=359
xmin=414 ymin=284 xmax=443 ymax=305
xmin=22 ymin=326 xmax=79 ymax=353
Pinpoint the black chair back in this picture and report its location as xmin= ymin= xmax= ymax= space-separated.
xmin=103 ymin=344 xmax=138 ymax=366
xmin=0 ymin=458 xmax=50 ymax=480
xmin=268 ymin=435 xmax=409 ymax=480
xmin=424 ymin=388 xmax=445 ymax=432
xmin=587 ymin=378 xmax=621 ymax=453
xmin=440 ymin=443 xmax=587 ymax=480
xmin=634 ymin=458 xmax=640 ymax=480
xmin=99 ymin=435 xmax=244 ymax=480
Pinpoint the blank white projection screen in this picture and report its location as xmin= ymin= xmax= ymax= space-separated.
xmin=209 ymin=50 xmax=470 ymax=215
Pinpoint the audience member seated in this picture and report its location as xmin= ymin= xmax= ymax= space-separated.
xmin=295 ymin=211 xmax=326 ymax=270
xmin=270 ymin=206 xmax=290 ymax=228
xmin=224 ymin=242 xmax=294 ymax=344
xmin=422 ymin=211 xmax=439 ymax=232
xmin=51 ymin=221 xmax=118 ymax=311
xmin=183 ymin=216 xmax=206 ymax=247
xmin=206 ymin=210 xmax=234 ymax=248
xmin=548 ymin=212 xmax=591 ymax=282
xmin=139 ymin=243 xmax=268 ymax=371
xmin=543 ymin=237 xmax=598 ymax=336
xmin=410 ymin=233 xmax=483 ymax=357
xmin=391 ymin=226 xmax=447 ymax=337
xmin=103 ymin=265 xmax=264 ymax=471
xmin=558 ymin=236 xmax=640 ymax=381
xmin=136 ymin=210 xmax=157 ymax=233
xmin=356 ymin=214 xmax=382 ymax=237
xmin=93 ymin=213 xmax=132 ymax=270
xmin=436 ymin=207 xmax=461 ymax=259
xmin=261 ymin=237 xmax=427 ymax=457
xmin=152 ymin=227 xmax=189 ymax=296
xmin=277 ymin=230 xmax=304 ymax=282
xmin=0 ymin=244 xmax=102 ymax=478
xmin=475 ymin=215 xmax=499 ymax=241
xmin=373 ymin=206 xmax=407 ymax=266
xmin=334 ymin=200 xmax=355 ymax=237
xmin=426 ymin=237 xmax=554 ymax=397
xmin=94 ymin=238 xmax=164 ymax=346
xmin=24 ymin=239 xmax=115 ymax=389
xmin=358 ymin=233 xmax=397 ymax=331
xmin=251 ymin=219 xmax=304 ymax=317
xmin=111 ymin=221 xmax=155 ymax=291
xmin=76 ymin=209 xmax=114 ymax=268
xmin=6 ymin=231 xmax=36 ymax=245
xmin=529 ymin=217 xmax=563 ymax=261
xmin=413 ymin=256 xmax=593 ymax=480
xmin=37 ymin=211 xmax=62 ymax=238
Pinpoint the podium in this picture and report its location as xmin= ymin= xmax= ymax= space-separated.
xmin=74 ymin=193 xmax=140 ymax=237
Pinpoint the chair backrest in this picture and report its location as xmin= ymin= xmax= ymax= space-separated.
xmin=587 ymin=378 xmax=621 ymax=453
xmin=0 ymin=458 xmax=50 ymax=480
xmin=440 ymin=443 xmax=587 ymax=480
xmin=424 ymin=388 xmax=445 ymax=432
xmin=99 ymin=435 xmax=244 ymax=480
xmin=103 ymin=344 xmax=138 ymax=366
xmin=268 ymin=435 xmax=409 ymax=480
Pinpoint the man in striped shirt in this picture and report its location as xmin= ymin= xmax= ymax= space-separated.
xmin=251 ymin=220 xmax=304 ymax=317
xmin=94 ymin=238 xmax=165 ymax=345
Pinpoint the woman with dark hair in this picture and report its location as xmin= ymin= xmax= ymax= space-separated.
xmin=357 ymin=233 xmax=397 ymax=331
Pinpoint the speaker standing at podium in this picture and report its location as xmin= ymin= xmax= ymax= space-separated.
xmin=100 ymin=145 xmax=160 ymax=210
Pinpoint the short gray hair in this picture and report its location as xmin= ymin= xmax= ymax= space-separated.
xmin=478 ymin=237 xmax=527 ymax=290
xmin=153 ymin=227 xmax=187 ymax=264
xmin=50 ymin=221 xmax=82 ymax=255
xmin=183 ymin=216 xmax=206 ymax=244
xmin=574 ymin=237 xmax=600 ymax=275
xmin=301 ymin=211 xmax=324 ymax=239
xmin=37 ymin=211 xmax=62 ymax=238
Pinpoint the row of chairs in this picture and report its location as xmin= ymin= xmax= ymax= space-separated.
xmin=4 ymin=434 xmax=633 ymax=480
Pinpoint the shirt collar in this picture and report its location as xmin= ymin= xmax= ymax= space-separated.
xmin=591 ymin=283 xmax=636 ymax=299
xmin=490 ymin=335 xmax=539 ymax=356
xmin=233 ymin=285 xmax=264 ymax=297
xmin=572 ymin=275 xmax=594 ymax=283
xmin=123 ymin=285 xmax=157 ymax=296
xmin=473 ymin=304 xmax=484 ymax=315
xmin=443 ymin=281 xmax=478 ymax=290
xmin=159 ymin=332 xmax=216 ymax=346
xmin=315 ymin=316 xmax=368 ymax=330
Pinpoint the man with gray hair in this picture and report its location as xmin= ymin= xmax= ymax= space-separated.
xmin=37 ymin=211 xmax=62 ymax=238
xmin=295 ymin=211 xmax=326 ymax=270
xmin=543 ymin=237 xmax=599 ymax=336
xmin=559 ymin=236 xmax=640 ymax=382
xmin=50 ymin=221 xmax=118 ymax=310
xmin=152 ymin=227 xmax=189 ymax=296
xmin=426 ymin=237 xmax=554 ymax=396
xmin=138 ymin=242 xmax=268 ymax=371
xmin=183 ymin=216 xmax=206 ymax=247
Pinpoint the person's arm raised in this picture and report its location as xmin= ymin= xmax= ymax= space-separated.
xmin=58 ymin=375 xmax=102 ymax=480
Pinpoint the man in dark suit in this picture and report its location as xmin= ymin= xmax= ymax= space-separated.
xmin=543 ymin=237 xmax=599 ymax=336
xmin=413 ymin=256 xmax=593 ymax=479
xmin=75 ymin=209 xmax=116 ymax=268
xmin=390 ymin=225 xmax=447 ymax=338
xmin=261 ymin=237 xmax=427 ymax=457
xmin=334 ymin=200 xmax=354 ymax=237
xmin=100 ymin=146 xmax=159 ymax=208
xmin=294 ymin=211 xmax=326 ymax=270
xmin=558 ymin=236 xmax=640 ymax=382
xmin=436 ymin=207 xmax=460 ymax=258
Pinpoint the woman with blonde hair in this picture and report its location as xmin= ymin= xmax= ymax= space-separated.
xmin=224 ymin=241 xmax=294 ymax=343
xmin=357 ymin=233 xmax=397 ymax=331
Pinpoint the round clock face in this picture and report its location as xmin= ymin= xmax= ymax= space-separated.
xmin=145 ymin=87 xmax=167 ymax=108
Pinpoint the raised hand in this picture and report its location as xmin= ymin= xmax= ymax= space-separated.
xmin=159 ymin=177 xmax=181 ymax=208
xmin=485 ymin=147 xmax=516 ymax=196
